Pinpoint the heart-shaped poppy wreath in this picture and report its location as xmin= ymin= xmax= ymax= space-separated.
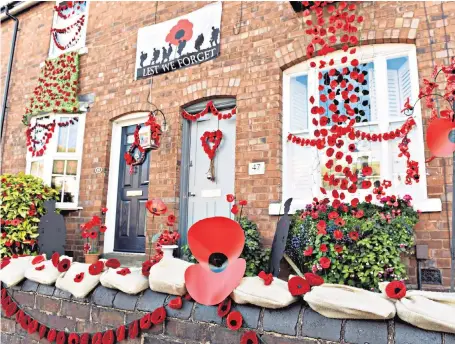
xmin=200 ymin=130 xmax=222 ymax=182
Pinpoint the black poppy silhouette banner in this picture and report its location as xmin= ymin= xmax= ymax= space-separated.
xmin=135 ymin=2 xmax=222 ymax=79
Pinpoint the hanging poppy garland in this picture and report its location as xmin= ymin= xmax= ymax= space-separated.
xmin=200 ymin=129 xmax=223 ymax=182
xmin=181 ymin=100 xmax=237 ymax=121
xmin=51 ymin=15 xmax=86 ymax=51
xmin=54 ymin=1 xmax=86 ymax=20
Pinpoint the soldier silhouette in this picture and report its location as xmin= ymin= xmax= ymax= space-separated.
xmin=152 ymin=48 xmax=160 ymax=64
xmin=194 ymin=33 xmax=204 ymax=52
xmin=177 ymin=39 xmax=187 ymax=56
xmin=268 ymin=198 xmax=293 ymax=277
xmin=139 ymin=51 xmax=148 ymax=68
xmin=210 ymin=26 xmax=220 ymax=46
xmin=162 ymin=43 xmax=173 ymax=63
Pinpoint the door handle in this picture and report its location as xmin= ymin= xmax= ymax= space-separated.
xmin=188 ymin=192 xmax=196 ymax=197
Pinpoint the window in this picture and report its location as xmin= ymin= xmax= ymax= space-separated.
xmin=26 ymin=114 xmax=86 ymax=209
xmin=49 ymin=1 xmax=89 ymax=58
xmin=282 ymin=44 xmax=434 ymax=212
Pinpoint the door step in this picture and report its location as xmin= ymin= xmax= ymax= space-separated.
xmin=101 ymin=252 xmax=146 ymax=268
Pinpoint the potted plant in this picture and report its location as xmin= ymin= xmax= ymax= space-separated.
xmin=153 ymin=214 xmax=179 ymax=258
xmin=81 ymin=207 xmax=108 ymax=264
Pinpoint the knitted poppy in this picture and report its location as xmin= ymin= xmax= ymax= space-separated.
xmin=168 ymin=296 xmax=183 ymax=310
xmin=35 ymin=265 xmax=45 ymax=271
xmin=145 ymin=198 xmax=167 ymax=216
xmin=88 ymin=261 xmax=104 ymax=275
xmin=68 ymin=333 xmax=80 ymax=344
xmin=89 ymin=231 xmax=98 ymax=239
xmin=226 ymin=311 xmax=243 ymax=331
xmin=56 ymin=331 xmax=66 ymax=344
xmin=52 ymin=252 xmax=60 ymax=268
xmin=92 ymin=332 xmax=102 ymax=344
xmin=27 ymin=319 xmax=39 ymax=334
xmin=105 ymin=258 xmax=121 ymax=269
xmin=385 ymin=281 xmax=407 ymax=299
xmin=141 ymin=260 xmax=153 ymax=277
xmin=5 ymin=302 xmax=18 ymax=318
xmin=319 ymin=257 xmax=331 ymax=269
xmin=20 ymin=314 xmax=31 ymax=330
xmin=303 ymin=246 xmax=313 ymax=256
xmin=226 ymin=194 xmax=235 ymax=202
xmin=1 ymin=287 xmax=7 ymax=300
xmin=116 ymin=325 xmax=126 ymax=342
xmin=334 ymin=244 xmax=344 ymax=253
xmin=74 ymin=272 xmax=84 ymax=283
xmin=258 ymin=271 xmax=273 ymax=286
xmin=15 ymin=309 xmax=24 ymax=323
xmin=32 ymin=255 xmax=45 ymax=265
xmin=128 ymin=320 xmax=139 ymax=339
xmin=183 ymin=293 xmax=192 ymax=301
xmin=1 ymin=259 xmax=10 ymax=269
xmin=139 ymin=313 xmax=151 ymax=330
xmin=319 ymin=244 xmax=328 ymax=253
xmin=57 ymin=258 xmax=71 ymax=273
xmin=348 ymin=231 xmax=359 ymax=241
xmin=239 ymin=200 xmax=247 ymax=206
xmin=231 ymin=205 xmax=239 ymax=215
xmin=80 ymin=333 xmax=90 ymax=344
xmin=47 ymin=328 xmax=57 ymax=342
xmin=240 ymin=331 xmax=259 ymax=344
xmin=102 ymin=330 xmax=115 ymax=344
xmin=217 ymin=298 xmax=232 ymax=317
xmin=333 ymin=230 xmax=343 ymax=240
xmin=351 ymin=198 xmax=359 ymax=207
xmin=288 ymin=276 xmax=310 ymax=296
xmin=150 ymin=306 xmax=166 ymax=325
xmin=304 ymin=273 xmax=324 ymax=287
xmin=99 ymin=225 xmax=107 ymax=233
xmin=116 ymin=268 xmax=131 ymax=276
xmin=362 ymin=166 xmax=373 ymax=176
xmin=38 ymin=324 xmax=47 ymax=339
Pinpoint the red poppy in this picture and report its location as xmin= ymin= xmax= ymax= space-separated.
xmin=0 ymin=259 xmax=10 ymax=269
xmin=239 ymin=200 xmax=247 ymax=206
xmin=385 ymin=280 xmax=407 ymax=299
xmin=334 ymin=244 xmax=344 ymax=253
xmin=167 ymin=214 xmax=176 ymax=224
xmin=319 ymin=244 xmax=328 ymax=253
xmin=217 ymin=298 xmax=232 ymax=317
xmin=319 ymin=257 xmax=331 ymax=269
xmin=328 ymin=211 xmax=339 ymax=220
xmin=20 ymin=316 xmax=31 ymax=333
xmin=38 ymin=324 xmax=47 ymax=339
xmin=81 ymin=230 xmax=90 ymax=239
xmin=99 ymin=225 xmax=107 ymax=233
xmin=304 ymin=273 xmax=324 ymax=287
xmin=334 ymin=218 xmax=345 ymax=226
xmin=89 ymin=231 xmax=98 ymax=239
xmin=52 ymin=252 xmax=60 ymax=268
xmin=74 ymin=272 xmax=84 ymax=283
xmin=151 ymin=306 xmax=166 ymax=325
xmin=258 ymin=271 xmax=273 ymax=285
xmin=231 ymin=205 xmax=239 ymax=215
xmin=288 ymin=276 xmax=310 ymax=296
xmin=226 ymin=194 xmax=235 ymax=202
xmin=106 ymin=258 xmax=121 ymax=269
xmin=102 ymin=330 xmax=115 ymax=344
xmin=355 ymin=210 xmax=364 ymax=218
xmin=168 ymin=296 xmax=183 ymax=310
xmin=365 ymin=195 xmax=373 ymax=202
xmin=32 ymin=255 xmax=45 ymax=265
xmin=68 ymin=333 xmax=80 ymax=344
xmin=116 ymin=268 xmax=131 ymax=276
xmin=146 ymin=198 xmax=167 ymax=216
xmin=101 ymin=207 xmax=108 ymax=214
xmin=92 ymin=332 xmax=103 ymax=344
xmin=139 ymin=313 xmax=151 ymax=330
xmin=89 ymin=261 xmax=104 ymax=275
xmin=362 ymin=166 xmax=373 ymax=176
xmin=349 ymin=231 xmax=359 ymax=241
xmin=116 ymin=325 xmax=126 ymax=342
xmin=184 ymin=293 xmax=192 ymax=301
xmin=47 ymin=328 xmax=57 ymax=342
xmin=165 ymin=19 xmax=194 ymax=46
xmin=15 ymin=309 xmax=24 ymax=323
xmin=142 ymin=260 xmax=153 ymax=277
xmin=226 ymin=311 xmax=243 ymax=331
xmin=91 ymin=215 xmax=102 ymax=226
xmin=240 ymin=331 xmax=259 ymax=344
xmin=57 ymin=258 xmax=71 ymax=273
xmin=5 ymin=302 xmax=18 ymax=317
xmin=316 ymin=220 xmax=326 ymax=232
xmin=303 ymin=246 xmax=313 ymax=257
xmin=333 ymin=230 xmax=343 ymax=240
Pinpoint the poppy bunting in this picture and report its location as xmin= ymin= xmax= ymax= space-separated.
xmin=151 ymin=306 xmax=166 ymax=325
xmin=168 ymin=296 xmax=183 ymax=310
xmin=304 ymin=273 xmax=324 ymax=286
xmin=38 ymin=324 xmax=47 ymax=339
xmin=5 ymin=302 xmax=18 ymax=317
xmin=349 ymin=231 xmax=359 ymax=241
xmin=385 ymin=280 xmax=407 ymax=299
xmin=139 ymin=313 xmax=151 ymax=330
xmin=74 ymin=272 xmax=84 ymax=283
xmin=165 ymin=19 xmax=194 ymax=46
xmin=15 ymin=309 xmax=24 ymax=323
xmin=28 ymin=319 xmax=39 ymax=334
xmin=116 ymin=325 xmax=126 ymax=342
xmin=80 ymin=333 xmax=90 ymax=344
xmin=89 ymin=261 xmax=104 ymax=275
xmin=217 ymin=298 xmax=232 ymax=317
xmin=47 ymin=328 xmax=57 ymax=342
xmin=226 ymin=311 xmax=243 ymax=331
xmin=105 ymin=258 xmax=121 ymax=269
xmin=116 ymin=267 xmax=131 ymax=276
xmin=32 ymin=255 xmax=45 ymax=265
xmin=92 ymin=332 xmax=103 ymax=344
xmin=57 ymin=258 xmax=71 ymax=273
xmin=288 ymin=276 xmax=310 ymax=296
xmin=35 ymin=265 xmax=45 ymax=271
xmin=145 ymin=198 xmax=167 ymax=216
xmin=102 ymin=330 xmax=115 ymax=344
xmin=240 ymin=331 xmax=259 ymax=344
xmin=52 ymin=252 xmax=60 ymax=267
xmin=319 ymin=257 xmax=331 ymax=269
xmin=68 ymin=333 xmax=80 ymax=344
xmin=56 ymin=331 xmax=66 ymax=344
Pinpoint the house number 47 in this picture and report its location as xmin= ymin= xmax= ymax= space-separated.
xmin=248 ymin=162 xmax=265 ymax=175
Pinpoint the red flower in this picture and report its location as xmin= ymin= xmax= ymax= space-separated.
xmin=319 ymin=257 xmax=331 ymax=269
xmin=68 ymin=333 xmax=80 ymax=344
xmin=57 ymin=258 xmax=71 ymax=273
xmin=239 ymin=200 xmax=247 ymax=206
xmin=349 ymin=231 xmax=359 ymax=241
xmin=52 ymin=252 xmax=60 ymax=268
xmin=365 ymin=194 xmax=373 ymax=202
xmin=139 ymin=313 xmax=151 ymax=330
xmin=89 ymin=261 xmax=104 ymax=275
xmin=355 ymin=210 xmax=364 ymax=218
xmin=32 ymin=255 xmax=45 ymax=265
xmin=217 ymin=298 xmax=232 ymax=317
xmin=116 ymin=325 xmax=126 ymax=342
xmin=167 ymin=214 xmax=176 ymax=224
xmin=231 ymin=205 xmax=239 ymax=215
xmin=288 ymin=276 xmax=310 ymax=296
xmin=83 ymin=243 xmax=91 ymax=253
xmin=142 ymin=260 xmax=153 ymax=277
xmin=89 ymin=231 xmax=98 ymax=239
xmin=303 ymin=246 xmax=313 ymax=256
xmin=240 ymin=331 xmax=259 ymax=344
xmin=258 ymin=271 xmax=273 ymax=285
xmin=362 ymin=166 xmax=373 ymax=176
xmin=316 ymin=220 xmax=326 ymax=232
xmin=226 ymin=194 xmax=235 ymax=202
xmin=56 ymin=331 xmax=66 ymax=344
xmin=47 ymin=328 xmax=57 ymax=342
xmin=385 ymin=281 xmax=407 ymax=299
xmin=334 ymin=244 xmax=344 ymax=253
xmin=165 ymin=19 xmax=194 ymax=46
xmin=99 ymin=225 xmax=107 ymax=233
xmin=168 ymin=296 xmax=183 ymax=310
xmin=91 ymin=215 xmax=102 ymax=226
xmin=333 ymin=230 xmax=343 ymax=240
xmin=226 ymin=311 xmax=243 ymax=331
xmin=151 ymin=306 xmax=166 ymax=325
xmin=101 ymin=207 xmax=108 ymax=214
xmin=361 ymin=180 xmax=372 ymax=189
xmin=319 ymin=244 xmax=328 ymax=253
xmin=304 ymin=273 xmax=324 ymax=287
xmin=81 ymin=230 xmax=90 ymax=239
xmin=106 ymin=258 xmax=121 ymax=269
xmin=328 ymin=211 xmax=339 ymax=220
xmin=116 ymin=268 xmax=131 ymax=276
xmin=102 ymin=330 xmax=115 ymax=344
xmin=146 ymin=198 xmax=167 ymax=216
xmin=74 ymin=272 xmax=84 ymax=283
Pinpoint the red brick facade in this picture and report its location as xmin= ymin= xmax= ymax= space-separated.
xmin=1 ymin=2 xmax=453 ymax=287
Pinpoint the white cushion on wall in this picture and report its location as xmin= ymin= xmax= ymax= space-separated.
xmin=24 ymin=256 xmax=73 ymax=285
xmin=100 ymin=267 xmax=149 ymax=295
xmin=0 ymin=255 xmax=44 ymax=288
xmin=149 ymin=258 xmax=192 ymax=296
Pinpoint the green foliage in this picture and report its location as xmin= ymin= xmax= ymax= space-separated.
xmin=182 ymin=216 xmax=271 ymax=277
xmin=286 ymin=196 xmax=418 ymax=291
xmin=1 ymin=173 xmax=59 ymax=257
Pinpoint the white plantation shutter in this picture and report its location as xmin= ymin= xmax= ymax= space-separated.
xmin=398 ymin=60 xmax=411 ymax=109
xmin=387 ymin=70 xmax=400 ymax=117
xmin=289 ymin=77 xmax=308 ymax=132
xmin=368 ymin=65 xmax=378 ymax=122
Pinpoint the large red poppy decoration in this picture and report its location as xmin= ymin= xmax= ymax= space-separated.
xmin=185 ymin=217 xmax=246 ymax=305
xmin=165 ymin=19 xmax=194 ymax=46
xmin=426 ymin=117 xmax=455 ymax=158
xmin=145 ymin=198 xmax=167 ymax=216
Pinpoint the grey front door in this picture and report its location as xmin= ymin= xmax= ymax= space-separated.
xmin=114 ymin=124 xmax=149 ymax=253
xmin=187 ymin=109 xmax=236 ymax=229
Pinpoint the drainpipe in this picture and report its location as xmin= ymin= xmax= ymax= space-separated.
xmin=0 ymin=6 xmax=19 ymax=141
xmin=451 ymin=104 xmax=455 ymax=292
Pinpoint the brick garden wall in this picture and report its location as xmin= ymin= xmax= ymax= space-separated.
xmin=2 ymin=280 xmax=454 ymax=344
xmin=0 ymin=2 xmax=454 ymax=287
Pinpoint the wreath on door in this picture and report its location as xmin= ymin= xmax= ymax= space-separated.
xmin=201 ymin=129 xmax=223 ymax=182
xmin=124 ymin=125 xmax=147 ymax=171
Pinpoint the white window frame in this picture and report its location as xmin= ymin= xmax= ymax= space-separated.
xmin=48 ymin=1 xmax=90 ymax=58
xmin=25 ymin=113 xmax=86 ymax=210
xmin=274 ymin=44 xmax=441 ymax=215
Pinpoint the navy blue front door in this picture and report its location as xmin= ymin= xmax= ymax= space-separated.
xmin=114 ymin=124 xmax=149 ymax=252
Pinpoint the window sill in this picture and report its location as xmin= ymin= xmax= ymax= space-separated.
xmin=269 ymin=198 xmax=442 ymax=216
xmin=56 ymin=205 xmax=83 ymax=211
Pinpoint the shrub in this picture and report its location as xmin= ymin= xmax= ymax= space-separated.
xmin=1 ymin=173 xmax=59 ymax=257
xmin=286 ymin=195 xmax=418 ymax=291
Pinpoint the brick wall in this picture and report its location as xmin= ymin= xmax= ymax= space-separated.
xmin=0 ymin=2 xmax=453 ymax=287
xmin=2 ymin=281 xmax=454 ymax=344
